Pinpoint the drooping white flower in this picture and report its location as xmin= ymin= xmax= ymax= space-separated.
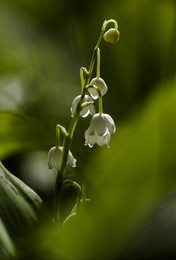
xmin=48 ymin=146 xmax=76 ymax=169
xmin=88 ymin=77 xmax=108 ymax=99
xmin=85 ymin=113 xmax=116 ymax=148
xmin=71 ymin=95 xmax=95 ymax=117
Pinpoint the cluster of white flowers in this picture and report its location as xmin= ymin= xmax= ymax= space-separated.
xmin=48 ymin=20 xmax=119 ymax=170
xmin=48 ymin=75 xmax=116 ymax=169
xmin=71 ymin=76 xmax=116 ymax=148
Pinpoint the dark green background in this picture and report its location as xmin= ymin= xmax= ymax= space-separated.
xmin=0 ymin=0 xmax=176 ymax=259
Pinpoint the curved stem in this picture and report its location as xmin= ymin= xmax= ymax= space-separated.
xmin=103 ymin=19 xmax=118 ymax=30
xmin=87 ymin=27 xmax=105 ymax=84
xmin=54 ymin=178 xmax=82 ymax=222
xmin=64 ymin=179 xmax=82 ymax=212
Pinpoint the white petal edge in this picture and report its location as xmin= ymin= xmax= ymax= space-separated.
xmin=85 ymin=128 xmax=97 ymax=147
xmin=90 ymin=78 xmax=108 ymax=97
xmin=103 ymin=114 xmax=116 ymax=134
xmin=88 ymin=87 xmax=99 ymax=100
xmin=68 ymin=151 xmax=77 ymax=167
xmin=80 ymin=108 xmax=89 ymax=117
xmin=48 ymin=146 xmax=62 ymax=169
xmin=71 ymin=95 xmax=95 ymax=117
xmin=97 ymin=132 xmax=111 ymax=147
xmin=89 ymin=104 xmax=96 ymax=115
xmin=71 ymin=95 xmax=81 ymax=116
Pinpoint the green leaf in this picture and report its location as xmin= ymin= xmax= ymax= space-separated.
xmin=0 ymin=219 xmax=16 ymax=259
xmin=0 ymin=162 xmax=43 ymax=234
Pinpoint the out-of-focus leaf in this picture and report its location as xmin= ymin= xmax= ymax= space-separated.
xmin=25 ymin=77 xmax=176 ymax=260
xmin=0 ymin=219 xmax=16 ymax=259
xmin=0 ymin=162 xmax=43 ymax=234
xmin=0 ymin=112 xmax=53 ymax=160
xmin=0 ymin=2 xmax=80 ymax=123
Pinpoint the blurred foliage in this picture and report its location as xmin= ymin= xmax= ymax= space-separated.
xmin=0 ymin=162 xmax=45 ymax=259
xmin=0 ymin=0 xmax=176 ymax=259
xmin=20 ymin=76 xmax=176 ymax=260
xmin=0 ymin=218 xmax=16 ymax=259
xmin=0 ymin=162 xmax=43 ymax=231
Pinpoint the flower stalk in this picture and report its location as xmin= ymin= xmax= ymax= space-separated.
xmin=56 ymin=125 xmax=60 ymax=147
xmin=96 ymin=48 xmax=101 ymax=79
xmin=99 ymin=95 xmax=103 ymax=114
xmin=50 ymin=19 xmax=119 ymax=223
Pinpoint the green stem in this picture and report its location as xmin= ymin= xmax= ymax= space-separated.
xmin=54 ymin=178 xmax=82 ymax=222
xmin=80 ymin=67 xmax=85 ymax=94
xmin=99 ymin=95 xmax=103 ymax=114
xmin=96 ymin=48 xmax=101 ymax=78
xmin=87 ymin=27 xmax=105 ymax=84
xmin=54 ymin=101 xmax=81 ymax=222
xmin=103 ymin=19 xmax=118 ymax=30
xmin=86 ymin=19 xmax=117 ymax=83
xmin=64 ymin=180 xmax=82 ymax=212
xmin=56 ymin=125 xmax=60 ymax=147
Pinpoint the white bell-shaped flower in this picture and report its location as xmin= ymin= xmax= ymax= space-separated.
xmin=88 ymin=77 xmax=108 ymax=99
xmin=71 ymin=95 xmax=95 ymax=117
xmin=48 ymin=146 xmax=76 ymax=169
xmin=85 ymin=113 xmax=116 ymax=148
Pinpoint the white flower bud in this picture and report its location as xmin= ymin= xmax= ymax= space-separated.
xmin=103 ymin=28 xmax=120 ymax=44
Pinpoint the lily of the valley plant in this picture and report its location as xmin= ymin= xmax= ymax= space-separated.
xmin=48 ymin=19 xmax=120 ymax=223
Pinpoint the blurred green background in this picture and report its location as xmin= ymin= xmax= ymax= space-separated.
xmin=0 ymin=0 xmax=176 ymax=259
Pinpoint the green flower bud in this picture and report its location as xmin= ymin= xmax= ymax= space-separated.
xmin=103 ymin=28 xmax=120 ymax=44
